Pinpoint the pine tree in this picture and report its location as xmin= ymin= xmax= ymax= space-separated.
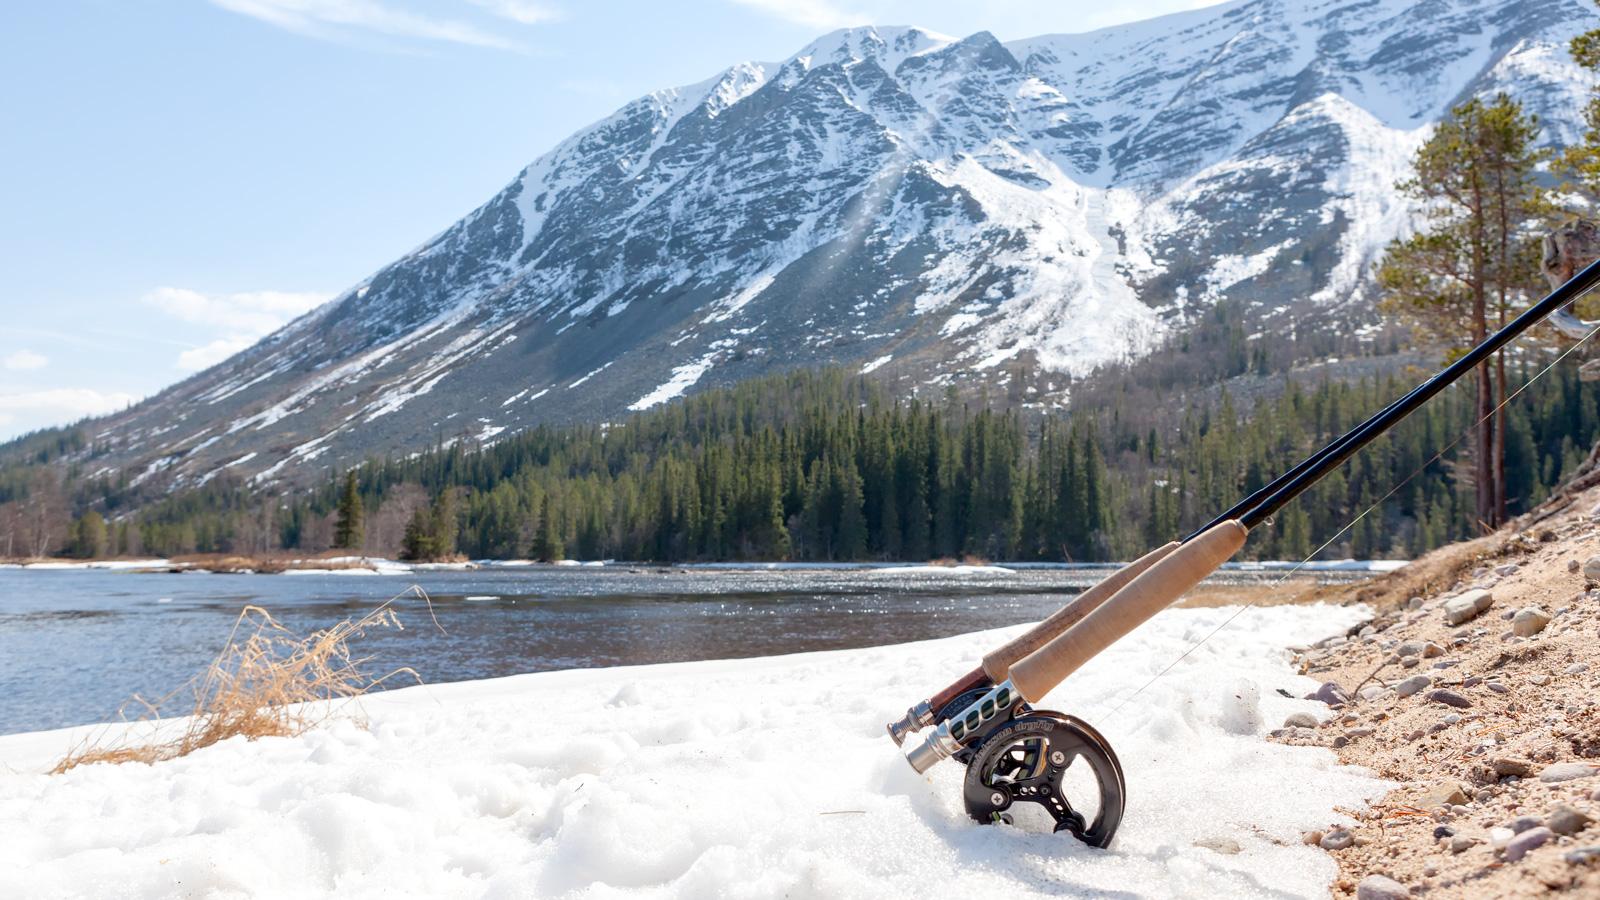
xmin=333 ymin=470 xmax=364 ymax=551
xmin=400 ymin=506 xmax=434 ymax=561
xmin=534 ymin=494 xmax=562 ymax=561
xmin=73 ymin=510 xmax=105 ymax=559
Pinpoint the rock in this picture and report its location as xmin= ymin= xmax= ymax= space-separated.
xmin=1505 ymin=826 xmax=1553 ymax=861
xmin=1359 ymin=624 xmax=1377 ymax=637
xmin=1491 ymin=826 xmax=1515 ymax=850
xmin=1320 ymin=828 xmax=1354 ymax=850
xmin=1283 ymin=711 xmax=1319 ymax=729
xmin=1530 ymin=674 xmax=1551 ymax=686
xmin=1396 ymin=674 xmax=1433 ymax=696
xmin=1357 ymin=685 xmax=1386 ymax=701
xmin=1332 ymin=735 xmax=1349 ymax=749
xmin=1422 ymin=782 xmax=1470 ymax=809
xmin=1571 ymin=559 xmax=1582 ymax=574
xmin=1586 ymin=555 xmax=1600 ymax=580
xmin=1493 ymin=758 xmax=1533 ymax=777
xmin=1397 ymin=640 xmax=1426 ymax=657
xmin=1494 ymin=564 xmax=1519 ymax=577
xmin=1462 ymin=675 xmax=1483 ymax=688
xmin=1567 ymin=846 xmax=1600 ymax=866
xmin=1408 ymin=596 xmax=1424 ymax=609
xmin=1432 ymin=659 xmax=1458 ymax=669
xmin=1443 ymin=714 xmax=1461 ymax=725
xmin=1423 ymin=641 xmax=1446 ymax=658
xmin=1501 ymin=609 xmax=1516 ymax=620
xmin=1548 ymin=803 xmax=1594 ymax=835
xmin=1488 ymin=682 xmax=1510 ymax=693
xmin=1401 ymin=656 xmax=1420 ymax=668
xmin=1476 ymin=789 xmax=1494 ymax=803
xmin=1346 ymin=727 xmax=1375 ymax=738
xmin=1566 ymin=664 xmax=1591 ymax=676
xmin=1433 ymin=825 xmax=1456 ymax=840
xmin=1444 ymin=589 xmax=1494 ymax=625
xmin=1511 ymin=815 xmax=1545 ymax=834
xmin=1405 ymin=728 xmax=1425 ymax=741
xmin=1451 ymin=834 xmax=1478 ymax=853
xmin=1540 ymin=763 xmax=1599 ymax=783
xmin=1310 ymin=681 xmax=1349 ymax=706
xmin=1355 ymin=874 xmax=1408 ymax=900
xmin=1303 ymin=830 xmax=1325 ymax=845
xmin=1193 ymin=836 xmax=1241 ymax=854
xmin=1512 ymin=607 xmax=1552 ymax=637
xmin=1428 ymin=689 xmax=1472 ymax=708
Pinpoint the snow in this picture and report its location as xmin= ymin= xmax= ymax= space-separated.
xmin=0 ymin=602 xmax=1383 ymax=898
xmin=628 ymin=353 xmax=715 ymax=411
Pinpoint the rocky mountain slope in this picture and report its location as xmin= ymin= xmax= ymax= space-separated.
xmin=73 ymin=0 xmax=1598 ymax=490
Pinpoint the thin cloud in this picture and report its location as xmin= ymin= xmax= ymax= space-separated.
xmin=3 ymin=350 xmax=48 ymax=371
xmin=465 ymin=0 xmax=559 ymax=25
xmin=727 ymin=0 xmax=869 ymax=29
xmin=207 ymin=0 xmax=527 ymax=50
xmin=0 ymin=388 xmax=139 ymax=427
xmin=144 ymin=287 xmax=331 ymax=371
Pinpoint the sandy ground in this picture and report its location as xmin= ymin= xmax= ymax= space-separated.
xmin=1270 ymin=486 xmax=1600 ymax=898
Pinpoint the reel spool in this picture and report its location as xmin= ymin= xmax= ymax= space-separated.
xmin=935 ymin=691 xmax=1126 ymax=847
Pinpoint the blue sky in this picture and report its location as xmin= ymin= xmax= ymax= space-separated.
xmin=0 ymin=0 xmax=1225 ymax=442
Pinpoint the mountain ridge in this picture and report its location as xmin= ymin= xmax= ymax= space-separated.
xmin=58 ymin=0 xmax=1598 ymax=494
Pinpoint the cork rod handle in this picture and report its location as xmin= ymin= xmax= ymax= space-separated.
xmin=1009 ymin=520 xmax=1249 ymax=703
xmin=981 ymin=541 xmax=1179 ymax=682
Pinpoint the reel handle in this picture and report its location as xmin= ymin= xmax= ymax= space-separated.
xmin=1010 ymin=520 xmax=1248 ymax=703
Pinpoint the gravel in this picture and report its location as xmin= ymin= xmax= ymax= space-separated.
xmin=1355 ymin=874 xmax=1408 ymax=900
xmin=1395 ymin=675 xmax=1432 ymax=697
xmin=1505 ymin=826 xmax=1554 ymax=862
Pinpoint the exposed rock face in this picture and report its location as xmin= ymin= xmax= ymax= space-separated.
xmin=45 ymin=0 xmax=1600 ymax=489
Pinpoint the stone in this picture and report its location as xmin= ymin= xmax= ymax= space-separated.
xmin=1283 ymin=712 xmax=1319 ymax=729
xmin=1346 ymin=727 xmax=1375 ymax=738
xmin=1357 ymin=685 xmax=1386 ymax=701
xmin=1422 ymin=782 xmax=1470 ymax=809
xmin=1423 ymin=641 xmax=1446 ymax=658
xmin=1401 ymin=657 xmax=1420 ymax=668
xmin=1494 ymin=564 xmax=1520 ymax=577
xmin=1530 ymin=674 xmax=1551 ymax=686
xmin=1359 ymin=624 xmax=1377 ymax=637
xmin=1586 ymin=555 xmax=1600 ymax=580
xmin=1501 ymin=609 xmax=1517 ymax=620
xmin=1540 ymin=763 xmax=1599 ymax=783
xmin=1320 ymin=828 xmax=1354 ymax=850
xmin=1193 ymin=836 xmax=1241 ymax=854
xmin=1566 ymin=846 xmax=1600 ymax=865
xmin=1493 ymin=758 xmax=1533 ymax=777
xmin=1451 ymin=834 xmax=1478 ymax=853
xmin=1512 ymin=607 xmax=1552 ymax=637
xmin=1303 ymin=830 xmax=1325 ymax=845
xmin=1566 ymin=664 xmax=1591 ymax=676
xmin=1309 ymin=681 xmax=1349 ymax=706
xmin=1397 ymin=640 xmax=1426 ymax=657
xmin=1432 ymin=659 xmax=1458 ymax=669
xmin=1490 ymin=826 xmax=1515 ymax=850
xmin=1395 ymin=674 xmax=1433 ymax=696
xmin=1476 ymin=789 xmax=1495 ymax=803
xmin=1445 ymin=589 xmax=1494 ymax=625
xmin=1571 ymin=559 xmax=1583 ymax=574
xmin=1443 ymin=714 xmax=1461 ymax=725
xmin=1548 ymin=803 xmax=1594 ymax=835
xmin=1405 ymin=728 xmax=1425 ymax=742
xmin=1462 ymin=675 xmax=1483 ymax=688
xmin=1511 ymin=815 xmax=1545 ymax=834
xmin=1408 ymin=596 xmax=1424 ymax=609
xmin=1332 ymin=735 xmax=1349 ymax=749
xmin=1355 ymin=874 xmax=1408 ymax=900
xmin=1433 ymin=825 xmax=1455 ymax=840
xmin=1428 ymin=689 xmax=1472 ymax=708
xmin=1505 ymin=826 xmax=1553 ymax=861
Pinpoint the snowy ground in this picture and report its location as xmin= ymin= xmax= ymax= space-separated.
xmin=0 ymin=603 xmax=1386 ymax=899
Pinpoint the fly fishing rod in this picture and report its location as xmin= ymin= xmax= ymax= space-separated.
xmin=886 ymin=256 xmax=1600 ymax=847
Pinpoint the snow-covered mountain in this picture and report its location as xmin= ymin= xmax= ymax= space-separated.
xmin=90 ymin=0 xmax=1596 ymax=488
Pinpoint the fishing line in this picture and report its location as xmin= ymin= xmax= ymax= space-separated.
xmin=1092 ymin=306 xmax=1600 ymax=728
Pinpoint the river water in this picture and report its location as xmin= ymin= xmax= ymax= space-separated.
xmin=0 ymin=564 xmax=1382 ymax=735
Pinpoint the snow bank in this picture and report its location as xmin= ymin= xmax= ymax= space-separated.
xmin=0 ymin=604 xmax=1383 ymax=898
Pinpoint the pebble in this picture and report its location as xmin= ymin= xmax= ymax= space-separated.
xmin=1570 ymin=559 xmax=1582 ymax=574
xmin=1569 ymin=846 xmax=1600 ymax=865
xmin=1490 ymin=826 xmax=1516 ymax=850
xmin=1400 ymin=657 xmax=1420 ymax=668
xmin=1358 ymin=624 xmax=1376 ymax=637
xmin=1510 ymin=815 xmax=1545 ymax=834
xmin=1423 ymin=782 xmax=1470 ymax=808
xmin=1395 ymin=674 xmax=1433 ymax=696
xmin=1462 ymin=675 xmax=1483 ymax=687
xmin=1308 ymin=681 xmax=1349 ymax=706
xmin=1303 ymin=830 xmax=1325 ymax=845
xmin=1540 ymin=763 xmax=1599 ymax=783
xmin=1566 ymin=663 xmax=1591 ymax=675
xmin=1501 ymin=609 xmax=1517 ymax=620
xmin=1432 ymin=659 xmax=1458 ymax=669
xmin=1451 ymin=834 xmax=1478 ymax=853
xmin=1548 ymin=803 xmax=1594 ymax=835
xmin=1193 ymin=836 xmax=1241 ymax=854
xmin=1492 ymin=758 xmax=1533 ymax=777
xmin=1530 ymin=674 xmax=1551 ymax=686
xmin=1283 ymin=712 xmax=1319 ymax=729
xmin=1331 ymin=735 xmax=1349 ymax=749
xmin=1320 ymin=828 xmax=1354 ymax=850
xmin=1433 ymin=825 xmax=1455 ymax=840
xmin=1428 ymin=689 xmax=1472 ymax=708
xmin=1494 ymin=564 xmax=1519 ymax=577
xmin=1355 ymin=874 xmax=1408 ymax=900
xmin=1442 ymin=713 xmax=1461 ymax=724
xmin=1356 ymin=685 xmax=1386 ymax=701
xmin=1586 ymin=555 xmax=1600 ymax=580
xmin=1422 ymin=641 xmax=1446 ymax=658
xmin=1345 ymin=727 xmax=1375 ymax=738
xmin=1405 ymin=728 xmax=1425 ymax=741
xmin=1397 ymin=640 xmax=1426 ymax=657
xmin=1506 ymin=826 xmax=1554 ymax=861
xmin=1408 ymin=596 xmax=1424 ymax=609
xmin=1444 ymin=589 xmax=1493 ymax=625
xmin=1512 ymin=607 xmax=1552 ymax=637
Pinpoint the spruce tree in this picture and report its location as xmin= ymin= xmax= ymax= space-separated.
xmin=333 ymin=470 xmax=364 ymax=551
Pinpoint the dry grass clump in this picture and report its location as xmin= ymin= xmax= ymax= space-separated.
xmin=52 ymin=589 xmax=434 ymax=773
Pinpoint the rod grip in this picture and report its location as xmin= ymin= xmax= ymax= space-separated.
xmin=1009 ymin=520 xmax=1249 ymax=703
xmin=981 ymin=541 xmax=1179 ymax=682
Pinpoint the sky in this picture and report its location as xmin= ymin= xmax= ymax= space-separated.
xmin=0 ymin=0 xmax=1230 ymax=442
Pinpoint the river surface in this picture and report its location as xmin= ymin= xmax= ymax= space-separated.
xmin=0 ymin=564 xmax=1382 ymax=735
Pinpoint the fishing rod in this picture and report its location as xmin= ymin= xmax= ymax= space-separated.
xmin=885 ymin=256 xmax=1600 ymax=848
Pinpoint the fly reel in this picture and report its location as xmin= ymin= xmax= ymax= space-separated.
xmin=934 ymin=688 xmax=1125 ymax=847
